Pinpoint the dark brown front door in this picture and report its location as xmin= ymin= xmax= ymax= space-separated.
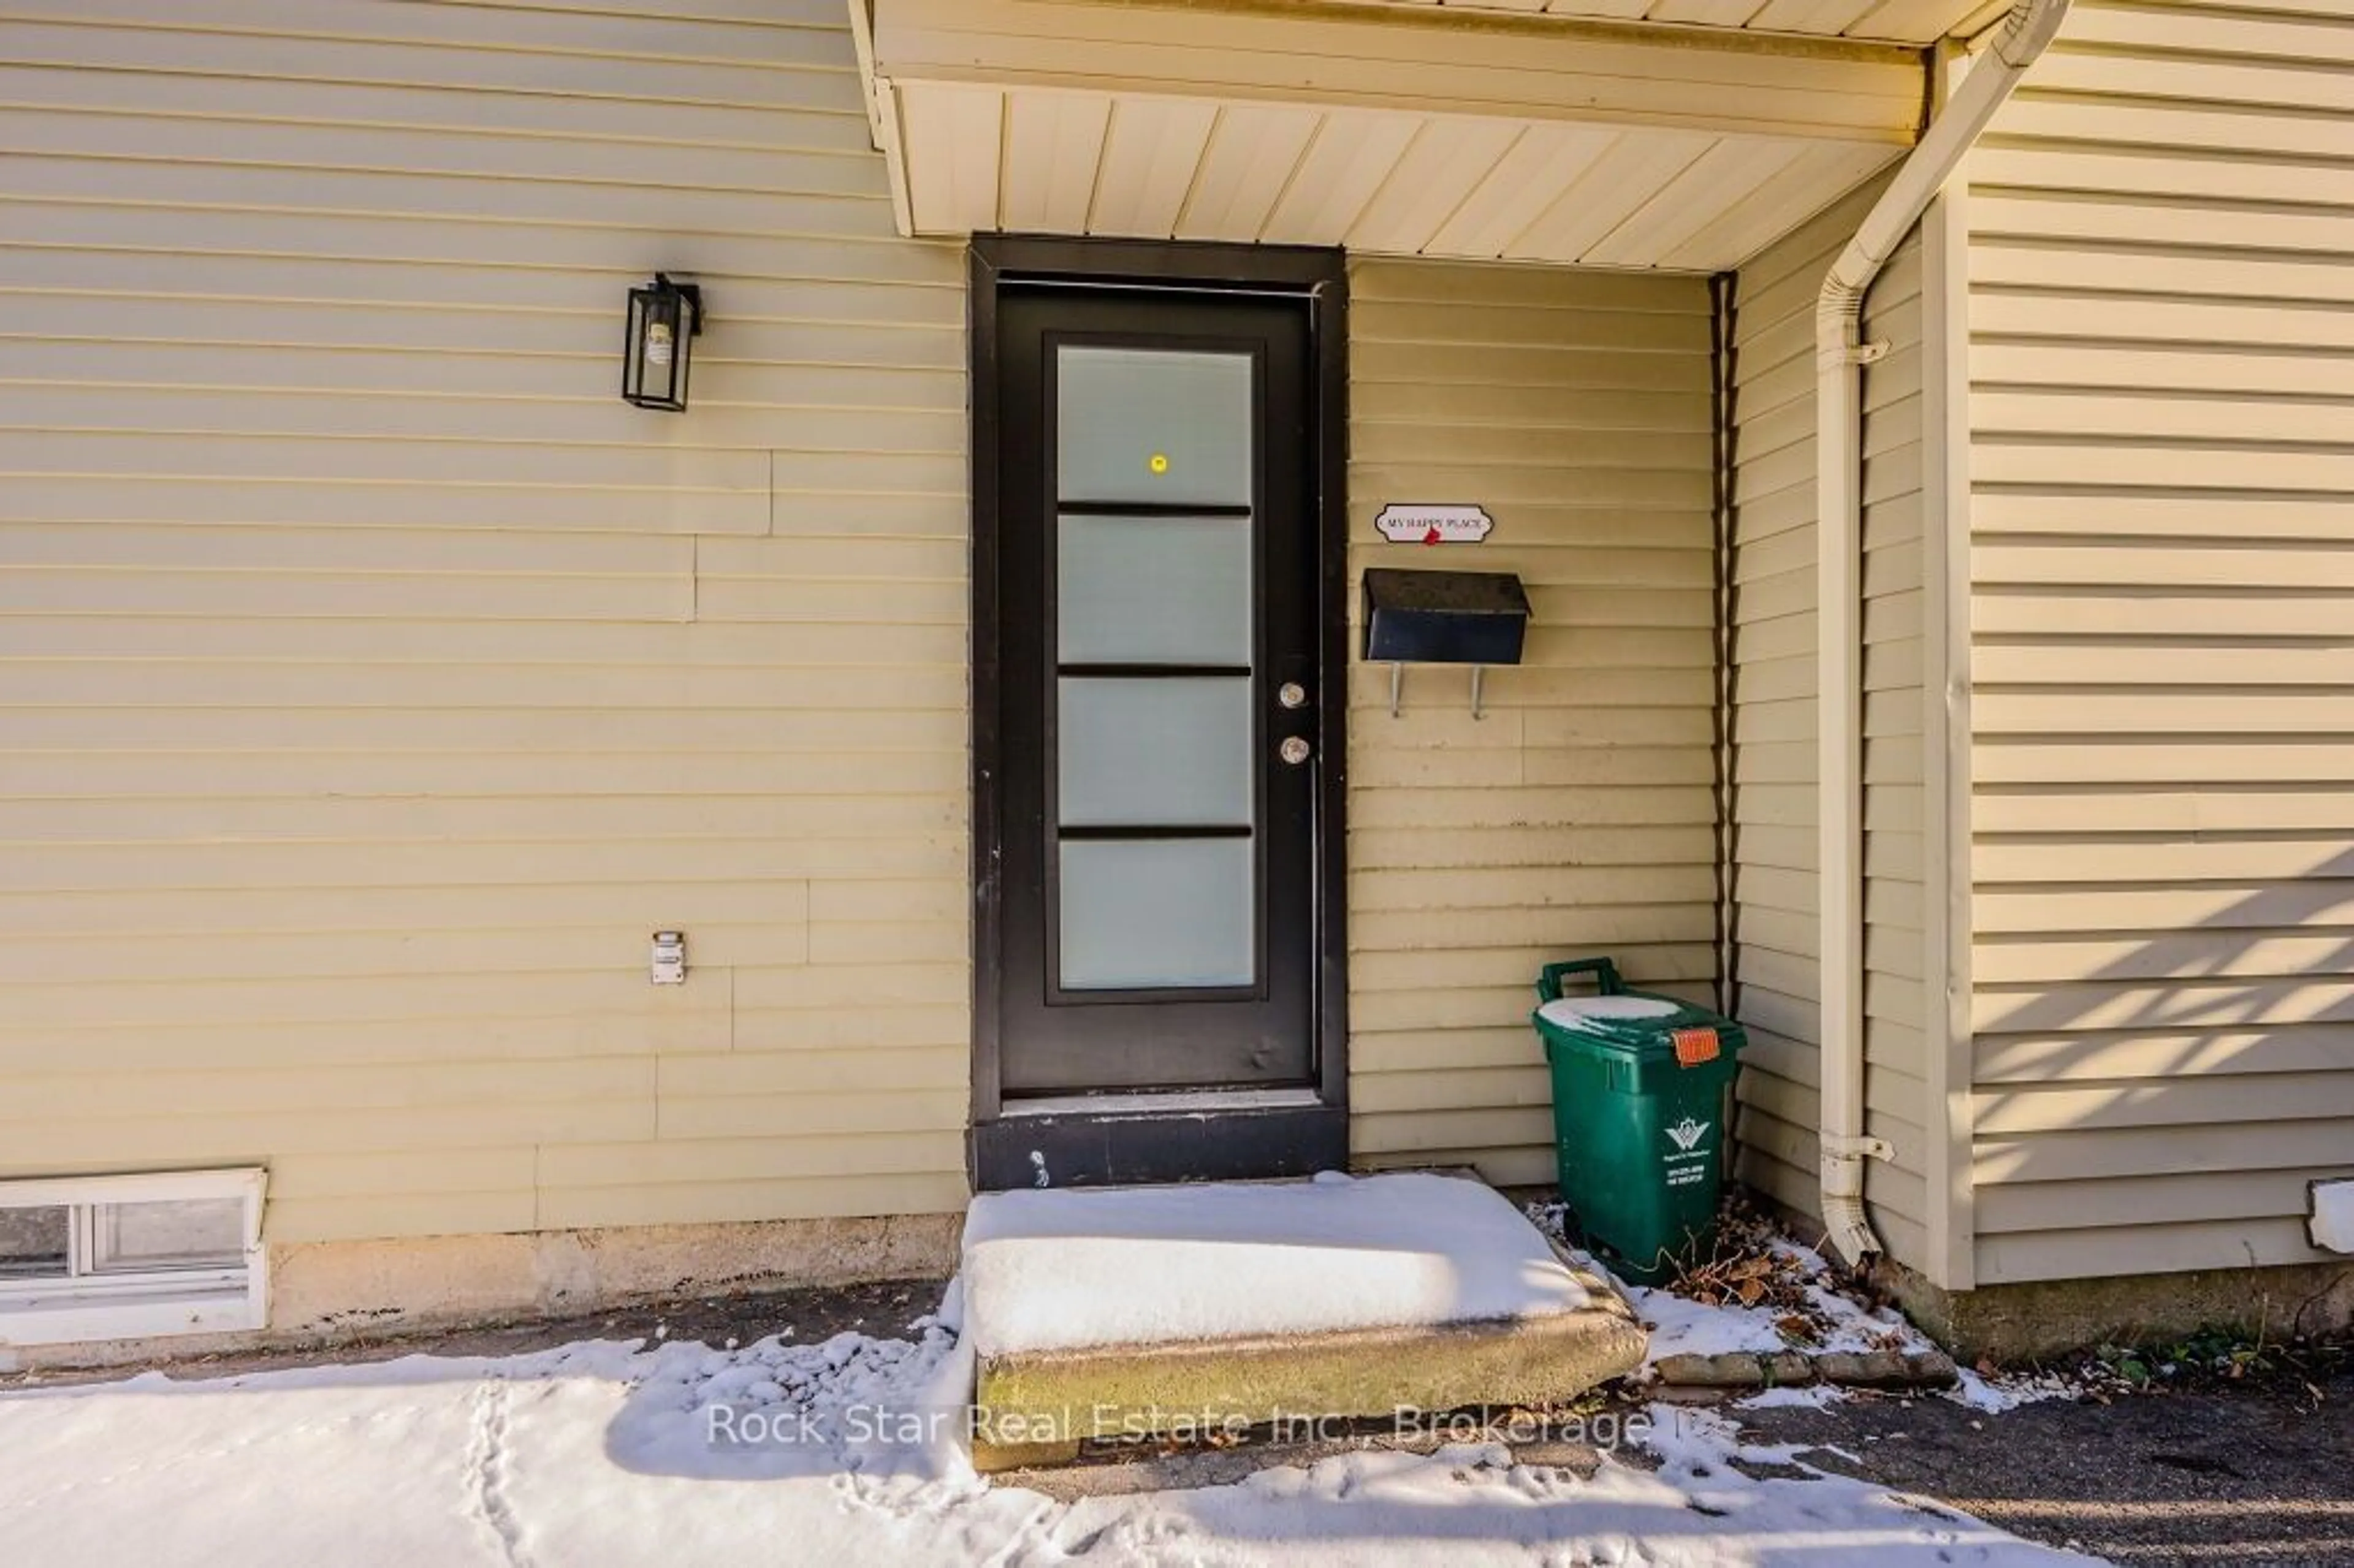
xmin=991 ymin=284 xmax=1324 ymax=1095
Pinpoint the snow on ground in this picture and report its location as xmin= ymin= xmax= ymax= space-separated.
xmin=1735 ymin=1384 xmax=1849 ymax=1412
xmin=0 ymin=1307 xmax=2097 ymax=1568
xmin=1616 ymin=1239 xmax=1918 ymax=1361
xmin=0 ymin=1187 xmax=2097 ymax=1563
xmin=1525 ymin=1203 xmax=1922 ymax=1364
xmin=964 ymin=1171 xmax=1590 ymax=1357
xmin=1525 ymin=1203 xmax=2071 ymax=1416
xmin=1946 ymin=1367 xmax=2076 ymax=1415
xmin=1620 ymin=1251 xmax=2070 ymax=1415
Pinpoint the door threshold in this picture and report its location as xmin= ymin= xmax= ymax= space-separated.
xmin=970 ymin=1095 xmax=1346 ymax=1190
xmin=1001 ymin=1087 xmax=1323 ymax=1119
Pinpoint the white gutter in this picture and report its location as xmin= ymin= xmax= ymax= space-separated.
xmin=1815 ymin=0 xmax=2071 ymax=1271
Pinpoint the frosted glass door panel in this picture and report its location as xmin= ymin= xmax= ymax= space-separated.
xmin=1058 ymin=348 xmax=1252 ymax=506
xmin=1057 ymin=678 xmax=1251 ymax=828
xmin=1048 ymin=341 xmax=1262 ymax=997
xmin=1057 ymin=514 xmax=1252 ymax=666
xmin=1059 ymin=839 xmax=1254 ymax=990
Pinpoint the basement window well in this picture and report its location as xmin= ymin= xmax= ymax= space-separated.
xmin=0 ymin=1168 xmax=267 ymax=1346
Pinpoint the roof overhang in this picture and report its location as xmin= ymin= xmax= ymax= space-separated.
xmin=853 ymin=0 xmax=1977 ymax=271
xmin=1305 ymin=0 xmax=2013 ymax=50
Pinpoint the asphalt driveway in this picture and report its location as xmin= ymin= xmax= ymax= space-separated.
xmin=1738 ymin=1373 xmax=2354 ymax=1566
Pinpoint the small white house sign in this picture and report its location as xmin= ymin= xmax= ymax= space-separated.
xmin=1376 ymin=504 xmax=1493 ymax=545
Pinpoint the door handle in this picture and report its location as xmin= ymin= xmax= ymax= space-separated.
xmin=1277 ymin=682 xmax=1309 ymax=710
xmin=1279 ymin=736 xmax=1312 ymax=766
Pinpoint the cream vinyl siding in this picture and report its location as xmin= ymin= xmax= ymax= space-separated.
xmin=0 ymin=0 xmax=971 ymax=1244
xmin=1964 ymin=0 xmax=2354 ymax=1284
xmin=1726 ymin=178 xmax=1931 ymax=1265
xmin=1857 ymin=227 xmax=1932 ymax=1266
xmin=1346 ymin=260 xmax=1718 ymax=1186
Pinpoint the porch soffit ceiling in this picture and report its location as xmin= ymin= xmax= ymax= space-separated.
xmin=858 ymin=0 xmax=1979 ymax=272
xmin=1336 ymin=0 xmax=2005 ymax=49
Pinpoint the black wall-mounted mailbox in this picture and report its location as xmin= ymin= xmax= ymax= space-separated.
xmin=1362 ymin=568 xmax=1532 ymax=666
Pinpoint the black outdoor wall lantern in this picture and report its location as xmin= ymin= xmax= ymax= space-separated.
xmin=622 ymin=273 xmax=704 ymax=411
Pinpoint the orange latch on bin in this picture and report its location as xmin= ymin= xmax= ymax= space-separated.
xmin=1672 ymin=1027 xmax=1721 ymax=1067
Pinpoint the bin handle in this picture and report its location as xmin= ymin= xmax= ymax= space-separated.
xmin=1537 ymin=957 xmax=1623 ymax=1003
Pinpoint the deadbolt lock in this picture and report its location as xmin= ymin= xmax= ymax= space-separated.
xmin=1277 ymin=682 xmax=1308 ymax=710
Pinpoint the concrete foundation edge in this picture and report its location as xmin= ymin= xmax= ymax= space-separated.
xmin=4 ymin=1211 xmax=964 ymax=1372
xmin=1875 ymin=1255 xmax=2354 ymax=1363
xmin=1730 ymin=1184 xmax=2354 ymax=1361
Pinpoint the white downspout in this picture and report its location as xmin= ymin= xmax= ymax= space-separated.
xmin=1815 ymin=0 xmax=2071 ymax=1270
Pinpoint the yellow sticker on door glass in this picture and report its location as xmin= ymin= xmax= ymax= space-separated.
xmin=1148 ymin=453 xmax=1170 ymax=475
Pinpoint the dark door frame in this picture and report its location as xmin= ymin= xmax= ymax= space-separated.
xmin=967 ymin=234 xmax=1350 ymax=1189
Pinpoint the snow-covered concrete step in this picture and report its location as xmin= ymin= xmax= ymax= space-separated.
xmin=959 ymin=1171 xmax=1647 ymax=1471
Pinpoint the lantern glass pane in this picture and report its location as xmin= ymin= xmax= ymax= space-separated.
xmin=624 ymin=290 xmax=650 ymax=404
xmin=624 ymin=284 xmax=694 ymax=409
xmin=672 ymin=292 xmax=695 ymax=407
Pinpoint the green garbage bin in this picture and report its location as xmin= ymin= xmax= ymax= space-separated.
xmin=1533 ymin=956 xmax=1745 ymax=1285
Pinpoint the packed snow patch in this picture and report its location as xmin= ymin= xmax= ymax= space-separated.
xmin=1526 ymin=1205 xmax=1915 ymax=1364
xmin=1626 ymin=1239 xmax=1920 ymax=1361
xmin=1737 ymin=1383 xmax=1849 ymax=1411
xmin=962 ymin=1171 xmax=1591 ymax=1358
xmin=608 ymin=1281 xmax=973 ymax=1483
xmin=1948 ymin=1366 xmax=2074 ymax=1415
xmin=0 ymin=1315 xmax=2098 ymax=1568
xmin=1037 ymin=1410 xmax=2090 ymax=1567
xmin=1525 ymin=1204 xmax=2086 ymax=1415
